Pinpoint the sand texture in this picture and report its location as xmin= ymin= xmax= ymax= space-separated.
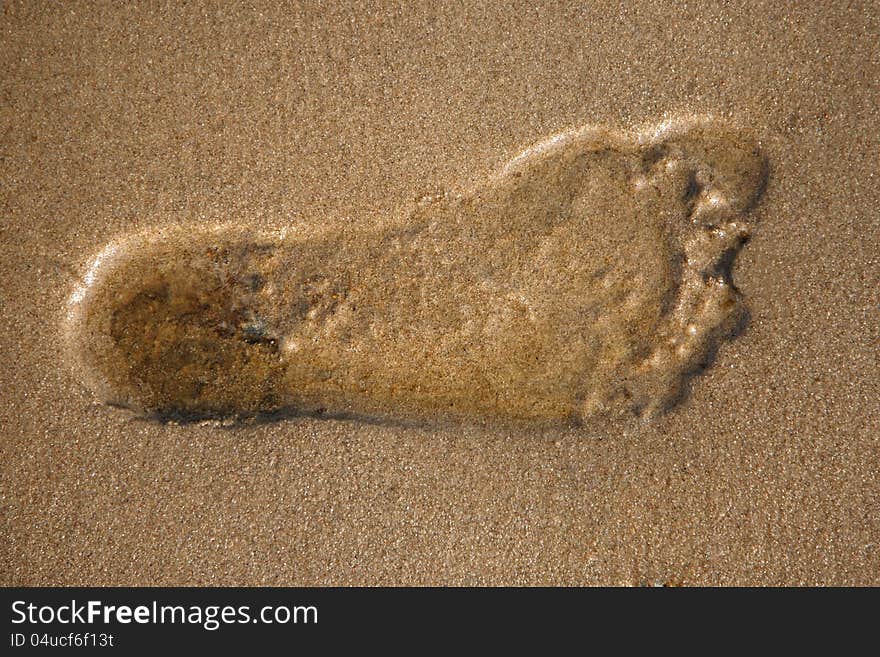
xmin=2 ymin=1 xmax=878 ymax=585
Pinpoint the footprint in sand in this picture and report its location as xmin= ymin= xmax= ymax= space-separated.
xmin=65 ymin=117 xmax=767 ymax=426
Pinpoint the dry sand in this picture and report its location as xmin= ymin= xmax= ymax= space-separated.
xmin=1 ymin=1 xmax=878 ymax=585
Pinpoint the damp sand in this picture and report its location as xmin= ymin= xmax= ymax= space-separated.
xmin=1 ymin=2 xmax=877 ymax=585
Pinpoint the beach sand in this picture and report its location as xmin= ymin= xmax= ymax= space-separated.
xmin=1 ymin=1 xmax=877 ymax=585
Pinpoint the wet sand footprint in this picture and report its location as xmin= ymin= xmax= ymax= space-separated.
xmin=65 ymin=116 xmax=768 ymax=425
